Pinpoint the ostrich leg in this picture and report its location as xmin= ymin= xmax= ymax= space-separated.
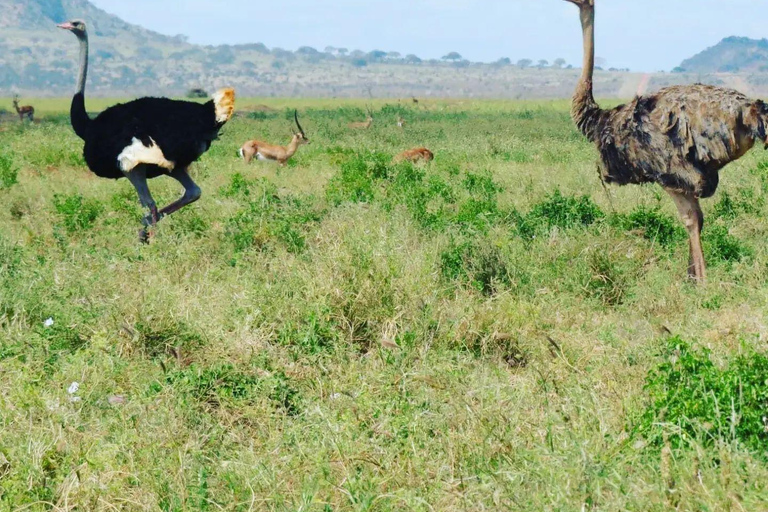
xmin=155 ymin=167 xmax=202 ymax=218
xmin=667 ymin=189 xmax=706 ymax=282
xmin=123 ymin=165 xmax=159 ymax=243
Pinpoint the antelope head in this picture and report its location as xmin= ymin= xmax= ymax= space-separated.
xmin=292 ymin=110 xmax=309 ymax=145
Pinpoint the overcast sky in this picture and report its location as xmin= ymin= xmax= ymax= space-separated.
xmin=90 ymin=0 xmax=766 ymax=72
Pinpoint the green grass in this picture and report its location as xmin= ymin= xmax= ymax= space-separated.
xmin=2 ymin=98 xmax=768 ymax=510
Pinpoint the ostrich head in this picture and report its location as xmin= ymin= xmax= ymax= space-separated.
xmin=563 ymin=0 xmax=593 ymax=6
xmin=57 ymin=19 xmax=87 ymax=38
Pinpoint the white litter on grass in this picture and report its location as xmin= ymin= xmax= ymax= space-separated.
xmin=67 ymin=382 xmax=79 ymax=395
xmin=44 ymin=318 xmax=54 ymax=328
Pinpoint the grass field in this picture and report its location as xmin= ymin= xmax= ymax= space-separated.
xmin=2 ymin=97 xmax=768 ymax=510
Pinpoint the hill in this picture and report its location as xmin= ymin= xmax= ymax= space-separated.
xmin=677 ymin=36 xmax=768 ymax=73
xmin=4 ymin=0 xmax=768 ymax=99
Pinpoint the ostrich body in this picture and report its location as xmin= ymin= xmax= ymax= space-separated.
xmin=58 ymin=20 xmax=235 ymax=241
xmin=565 ymin=0 xmax=768 ymax=281
xmin=239 ymin=111 xmax=309 ymax=165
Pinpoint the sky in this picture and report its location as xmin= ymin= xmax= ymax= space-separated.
xmin=90 ymin=0 xmax=767 ymax=72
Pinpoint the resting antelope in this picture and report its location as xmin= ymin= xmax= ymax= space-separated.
xmin=348 ymin=107 xmax=374 ymax=129
xmin=12 ymin=95 xmax=34 ymax=122
xmin=394 ymin=147 xmax=434 ymax=163
xmin=239 ymin=110 xmax=309 ymax=166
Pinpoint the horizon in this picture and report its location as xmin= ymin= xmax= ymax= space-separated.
xmin=88 ymin=0 xmax=767 ymax=72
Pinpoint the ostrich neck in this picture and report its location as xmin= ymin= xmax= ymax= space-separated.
xmin=76 ymin=33 xmax=89 ymax=95
xmin=572 ymin=6 xmax=602 ymax=141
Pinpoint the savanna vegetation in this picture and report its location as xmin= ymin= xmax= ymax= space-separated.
xmin=1 ymin=98 xmax=768 ymax=510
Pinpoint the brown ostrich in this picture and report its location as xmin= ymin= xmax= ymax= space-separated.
xmin=564 ymin=0 xmax=768 ymax=282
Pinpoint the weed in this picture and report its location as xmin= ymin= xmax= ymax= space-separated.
xmin=0 ymin=151 xmax=19 ymax=190
xmin=52 ymin=193 xmax=103 ymax=233
xmin=612 ymin=205 xmax=685 ymax=248
xmin=639 ymin=337 xmax=768 ymax=454
xmin=703 ymin=224 xmax=752 ymax=264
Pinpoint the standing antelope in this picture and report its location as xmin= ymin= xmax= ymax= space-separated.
xmin=348 ymin=107 xmax=373 ymax=129
xmin=239 ymin=110 xmax=309 ymax=166
xmin=396 ymin=116 xmax=405 ymax=128
xmin=12 ymin=95 xmax=34 ymax=122
xmin=394 ymin=147 xmax=434 ymax=163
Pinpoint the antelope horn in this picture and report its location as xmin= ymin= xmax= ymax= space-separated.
xmin=294 ymin=109 xmax=306 ymax=137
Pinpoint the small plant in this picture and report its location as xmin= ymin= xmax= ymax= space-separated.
xmin=165 ymin=363 xmax=300 ymax=414
xmin=440 ymin=238 xmax=511 ymax=296
xmin=703 ymin=224 xmax=752 ymax=264
xmin=134 ymin=319 xmax=206 ymax=359
xmin=515 ymin=190 xmax=604 ymax=239
xmin=0 ymin=151 xmax=19 ymax=190
xmin=585 ymin=252 xmax=630 ymax=306
xmin=52 ymin=193 xmax=103 ymax=233
xmin=639 ymin=337 xmax=768 ymax=454
xmin=326 ymin=152 xmax=390 ymax=205
xmin=612 ymin=205 xmax=685 ymax=248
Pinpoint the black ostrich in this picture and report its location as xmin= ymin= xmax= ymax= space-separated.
xmin=57 ymin=20 xmax=236 ymax=241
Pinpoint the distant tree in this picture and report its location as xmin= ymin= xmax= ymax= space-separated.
xmin=367 ymin=50 xmax=387 ymax=61
xmin=405 ymin=54 xmax=422 ymax=64
xmin=386 ymin=51 xmax=401 ymax=60
xmin=537 ymin=59 xmax=549 ymax=68
xmin=595 ymin=56 xmax=607 ymax=68
xmin=442 ymin=52 xmax=463 ymax=62
xmin=517 ymin=58 xmax=533 ymax=69
xmin=272 ymin=48 xmax=295 ymax=61
xmin=337 ymin=48 xmax=349 ymax=57
xmin=297 ymin=46 xmax=320 ymax=56
xmin=672 ymin=66 xmax=685 ymax=73
xmin=186 ymin=88 xmax=208 ymax=99
xmin=350 ymin=50 xmax=366 ymax=59
xmin=271 ymin=60 xmax=285 ymax=70
xmin=495 ymin=57 xmax=511 ymax=66
xmin=552 ymin=58 xmax=567 ymax=69
xmin=324 ymin=46 xmax=336 ymax=54
xmin=351 ymin=59 xmax=368 ymax=68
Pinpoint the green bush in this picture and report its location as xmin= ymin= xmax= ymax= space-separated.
xmin=0 ymin=151 xmax=19 ymax=190
xmin=440 ymin=238 xmax=511 ymax=296
xmin=612 ymin=206 xmax=685 ymax=248
xmin=52 ymin=193 xmax=103 ymax=233
xmin=703 ymin=224 xmax=752 ymax=264
xmin=639 ymin=337 xmax=768 ymax=454
xmin=165 ymin=363 xmax=300 ymax=414
xmin=515 ymin=190 xmax=604 ymax=239
xmin=326 ymin=152 xmax=391 ymax=205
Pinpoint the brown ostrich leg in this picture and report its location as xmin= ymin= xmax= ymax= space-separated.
xmin=666 ymin=190 xmax=706 ymax=281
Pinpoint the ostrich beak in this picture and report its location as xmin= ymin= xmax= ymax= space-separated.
xmin=57 ymin=22 xmax=75 ymax=30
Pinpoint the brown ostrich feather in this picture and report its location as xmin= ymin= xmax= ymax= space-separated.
xmin=564 ymin=0 xmax=768 ymax=281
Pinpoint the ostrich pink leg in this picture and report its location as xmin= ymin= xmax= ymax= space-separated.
xmin=667 ymin=189 xmax=706 ymax=282
xmin=157 ymin=168 xmax=202 ymax=217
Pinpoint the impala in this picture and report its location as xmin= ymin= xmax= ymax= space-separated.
xmin=12 ymin=95 xmax=34 ymax=122
xmin=239 ymin=110 xmax=309 ymax=166
xmin=348 ymin=107 xmax=374 ymax=129
xmin=394 ymin=147 xmax=434 ymax=163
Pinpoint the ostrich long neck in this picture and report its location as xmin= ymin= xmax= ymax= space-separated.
xmin=70 ymin=31 xmax=92 ymax=139
xmin=572 ymin=5 xmax=602 ymax=141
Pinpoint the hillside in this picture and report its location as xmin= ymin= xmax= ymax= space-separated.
xmin=677 ymin=36 xmax=768 ymax=73
xmin=3 ymin=0 xmax=768 ymax=98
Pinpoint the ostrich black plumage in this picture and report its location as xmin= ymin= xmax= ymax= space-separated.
xmin=57 ymin=20 xmax=236 ymax=241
